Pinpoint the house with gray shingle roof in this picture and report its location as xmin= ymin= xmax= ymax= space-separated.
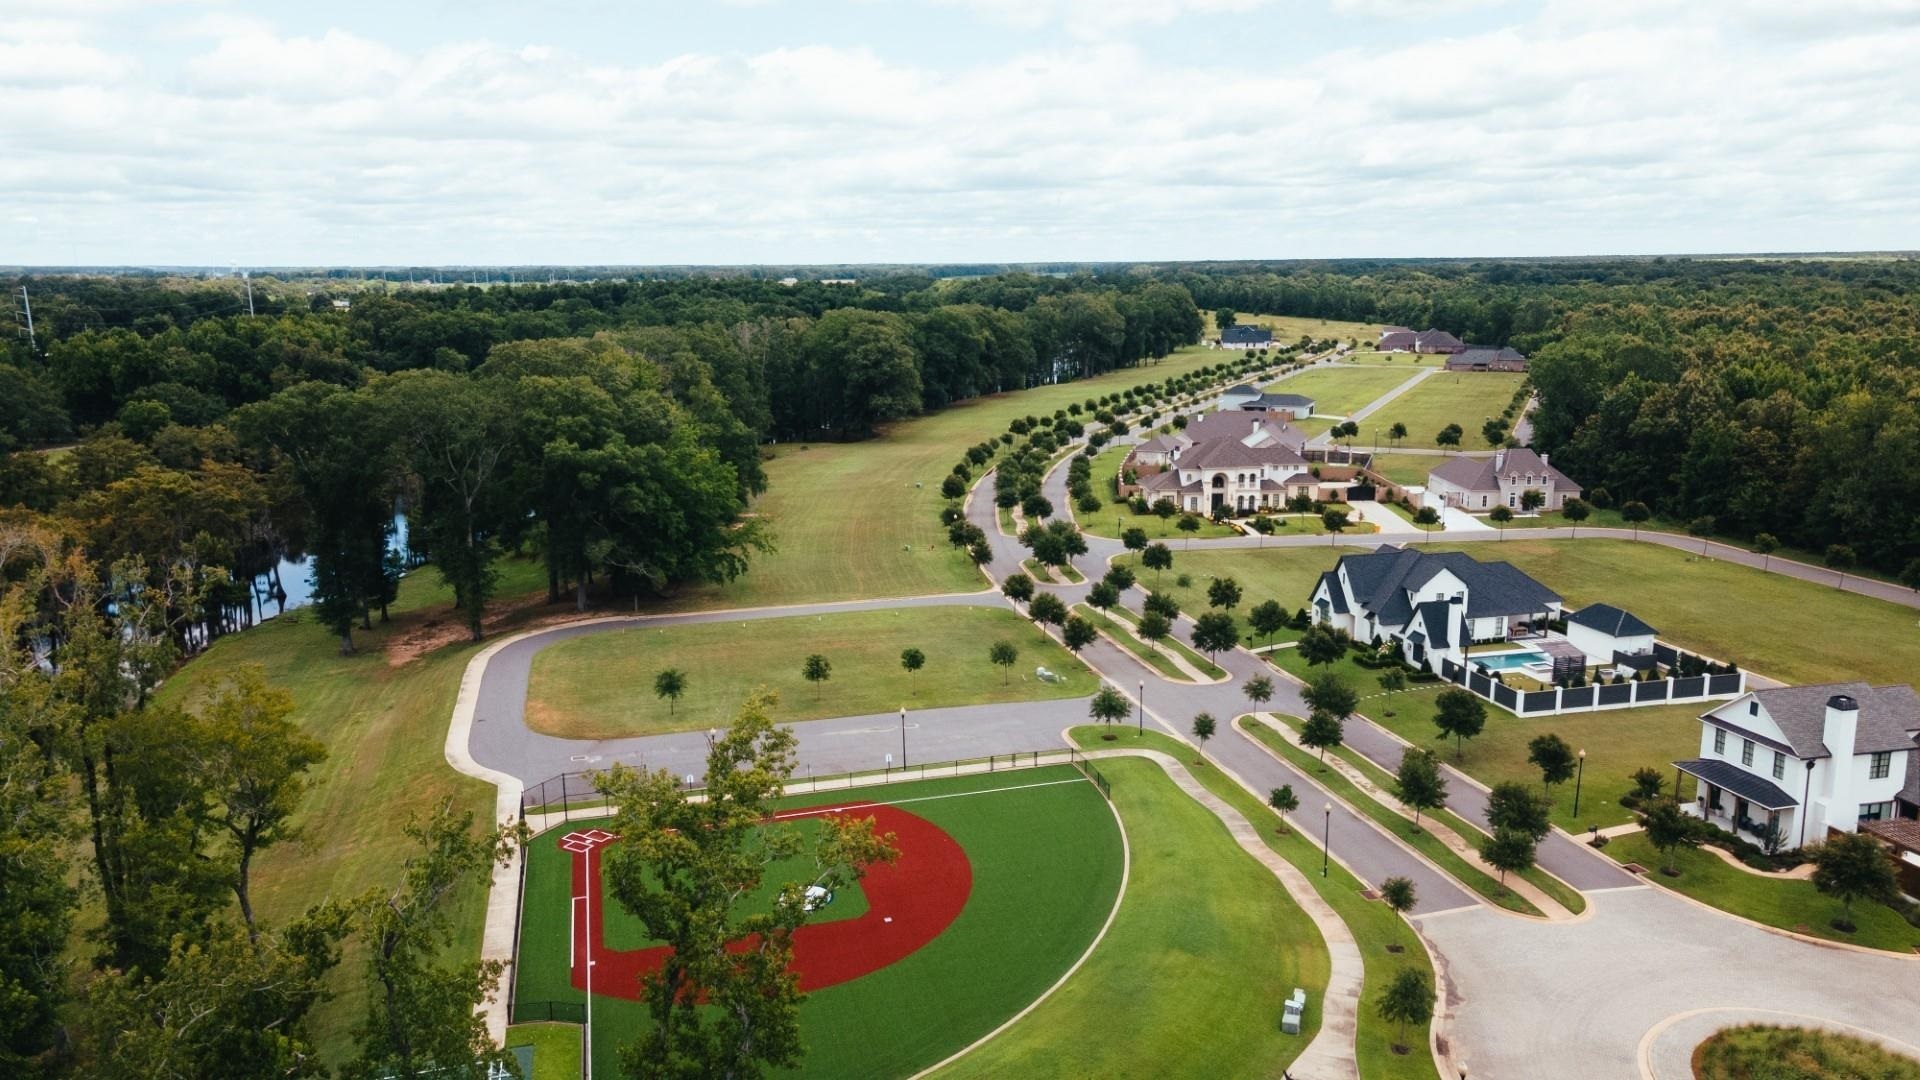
xmin=1427 ymin=448 xmax=1580 ymax=513
xmin=1445 ymin=345 xmax=1528 ymax=372
xmin=1682 ymin=683 xmax=1920 ymax=850
xmin=1564 ymin=603 xmax=1656 ymax=667
xmin=1120 ymin=410 xmax=1316 ymax=514
xmin=1309 ymin=545 xmax=1563 ymax=672
xmin=1218 ymin=326 xmax=1274 ymax=348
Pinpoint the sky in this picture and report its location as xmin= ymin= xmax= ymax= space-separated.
xmin=4 ymin=0 xmax=1919 ymax=266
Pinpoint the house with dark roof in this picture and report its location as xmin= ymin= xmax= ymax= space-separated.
xmin=1218 ymin=325 xmax=1274 ymax=349
xmin=1445 ymin=346 xmax=1528 ymax=372
xmin=1680 ymin=683 xmax=1920 ymax=850
xmin=1120 ymin=411 xmax=1316 ymax=515
xmin=1309 ymin=545 xmax=1563 ymax=672
xmin=1426 ymin=448 xmax=1580 ymax=513
xmin=1377 ymin=327 xmax=1465 ymax=354
xmin=1237 ymin=391 xmax=1315 ymax=420
xmin=1564 ymin=604 xmax=1656 ymax=668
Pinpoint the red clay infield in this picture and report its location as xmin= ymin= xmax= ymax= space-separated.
xmin=566 ymin=802 xmax=973 ymax=999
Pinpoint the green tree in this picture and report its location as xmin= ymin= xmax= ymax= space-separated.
xmin=1432 ymin=687 xmax=1487 ymax=759
xmin=1486 ymin=781 xmax=1552 ymax=841
xmin=1561 ymin=497 xmax=1590 ymax=536
xmin=346 ymin=804 xmax=524 ymax=1080
xmin=1141 ymin=541 xmax=1174 ymax=578
xmin=1137 ymin=610 xmax=1173 ymax=651
xmin=802 ymin=654 xmax=832 ymax=700
xmin=1248 ymin=599 xmax=1287 ymax=649
xmin=1062 ymin=614 xmax=1097 ymax=653
xmin=1375 ymin=968 xmax=1433 ymax=1055
xmin=1176 ymin=513 xmax=1202 ymax=547
xmin=1388 ymin=421 xmax=1408 ymax=446
xmin=1489 ymin=504 xmax=1513 ymax=536
xmin=1394 ymin=748 xmax=1448 ymax=831
xmin=1303 ymin=672 xmax=1358 ymax=725
xmin=1001 ymin=572 xmax=1035 ymax=604
xmin=940 ymin=474 xmax=967 ymax=500
xmin=1642 ymin=798 xmax=1700 ymax=875
xmin=595 ymin=694 xmax=898 ymax=1079
xmin=1376 ymin=667 xmax=1407 ymax=716
xmin=1028 ymin=592 xmax=1068 ymax=627
xmin=899 ymin=649 xmax=924 ymax=693
xmin=1527 ymin=733 xmax=1578 ymax=803
xmin=1435 ymin=423 xmax=1463 ymax=451
xmin=1243 ymin=674 xmax=1274 ymax=711
xmin=1297 ymin=622 xmax=1347 ymax=667
xmin=1121 ymin=527 xmax=1149 ymax=552
xmin=1379 ymin=876 xmax=1416 ymax=921
xmin=987 ymin=639 xmax=1019 ymax=684
xmin=1520 ymin=488 xmax=1546 ymax=515
xmin=1268 ymin=785 xmax=1299 ymax=832
xmin=1020 ymin=493 xmax=1053 ymax=521
xmin=1825 ymin=543 xmax=1856 ymax=588
xmin=1810 ymin=832 xmax=1899 ymax=932
xmin=1088 ymin=683 xmax=1130 ymax=728
xmin=1299 ymin=709 xmax=1344 ymax=762
xmin=1191 ymin=712 xmax=1216 ymax=753
xmin=1207 ymin=576 xmax=1243 ymax=610
xmin=798 ymin=309 xmax=924 ymax=439
xmin=1087 ymin=580 xmax=1120 ymax=611
xmin=1411 ymin=506 xmax=1439 ymax=539
xmin=1321 ymin=507 xmax=1350 ymax=543
xmin=1191 ymin=611 xmax=1240 ymax=660
xmin=655 ymin=668 xmax=688 ymax=715
xmin=1754 ymin=532 xmax=1779 ymax=570
xmin=1621 ymin=500 xmax=1650 ymax=538
xmin=1482 ymin=418 xmax=1508 ymax=448
xmin=1479 ymin=827 xmax=1537 ymax=887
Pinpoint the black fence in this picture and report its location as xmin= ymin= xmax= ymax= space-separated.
xmin=1076 ymin=757 xmax=1114 ymax=800
xmin=1440 ymin=651 xmax=1744 ymax=716
xmin=509 ymin=1000 xmax=586 ymax=1024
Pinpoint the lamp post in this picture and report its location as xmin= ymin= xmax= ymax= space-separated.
xmin=1137 ymin=680 xmax=1145 ymax=733
xmin=1321 ymin=803 xmax=1332 ymax=876
xmin=584 ymin=839 xmax=598 ymax=1080
xmin=1572 ymin=748 xmax=1587 ymax=817
xmin=900 ymin=706 xmax=908 ymax=767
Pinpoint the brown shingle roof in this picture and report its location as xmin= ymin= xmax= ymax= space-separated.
xmin=1427 ymin=448 xmax=1579 ymax=495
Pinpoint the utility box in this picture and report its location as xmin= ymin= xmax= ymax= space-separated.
xmin=1281 ymin=988 xmax=1307 ymax=1035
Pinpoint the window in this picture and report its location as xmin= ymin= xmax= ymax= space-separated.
xmin=1870 ymin=751 xmax=1892 ymax=780
xmin=1859 ymin=801 xmax=1892 ymax=823
xmin=1508 ymin=493 xmax=1516 ymax=507
xmin=1740 ymin=739 xmax=1754 ymax=766
xmin=1713 ymin=729 xmax=1726 ymax=754
xmin=1749 ymin=700 xmax=1758 ymax=716
xmin=1772 ymin=751 xmax=1785 ymax=780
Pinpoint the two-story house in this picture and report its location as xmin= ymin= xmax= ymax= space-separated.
xmin=1677 ymin=683 xmax=1920 ymax=851
xmin=1425 ymin=448 xmax=1581 ymax=513
xmin=1309 ymin=546 xmax=1563 ymax=673
xmin=1122 ymin=412 xmax=1318 ymax=515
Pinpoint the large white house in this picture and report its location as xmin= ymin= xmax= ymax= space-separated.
xmin=1124 ymin=411 xmax=1317 ymax=514
xmin=1310 ymin=546 xmax=1564 ymax=673
xmin=1426 ymin=448 xmax=1581 ymax=513
xmin=1677 ymin=683 xmax=1920 ymax=851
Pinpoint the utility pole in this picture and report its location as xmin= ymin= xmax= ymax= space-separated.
xmin=15 ymin=285 xmax=35 ymax=352
xmin=243 ymin=272 xmax=256 ymax=317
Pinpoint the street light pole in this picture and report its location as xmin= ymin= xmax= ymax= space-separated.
xmin=1137 ymin=680 xmax=1145 ymax=733
xmin=585 ymin=841 xmax=596 ymax=1080
xmin=900 ymin=706 xmax=908 ymax=767
xmin=1572 ymin=748 xmax=1587 ymax=817
xmin=1322 ymin=803 xmax=1332 ymax=876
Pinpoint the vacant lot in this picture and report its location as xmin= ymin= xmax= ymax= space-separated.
xmin=525 ymin=606 xmax=1092 ymax=737
xmin=1361 ymin=371 xmax=1527 ymax=449
xmin=1344 ymin=350 xmax=1446 ymax=368
xmin=1366 ymin=452 xmax=1444 ymax=487
xmin=1208 ymin=312 xmax=1388 ymax=346
xmin=1262 ymin=366 xmax=1415 ymax=418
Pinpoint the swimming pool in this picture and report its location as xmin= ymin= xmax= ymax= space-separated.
xmin=1472 ymin=648 xmax=1549 ymax=671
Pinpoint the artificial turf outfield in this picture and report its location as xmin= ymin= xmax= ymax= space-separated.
xmin=514 ymin=765 xmax=1125 ymax=1078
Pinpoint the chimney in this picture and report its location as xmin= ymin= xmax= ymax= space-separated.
xmin=1822 ymin=694 xmax=1860 ymax=836
xmin=1493 ymin=450 xmax=1505 ymax=472
xmin=1540 ymin=452 xmax=1549 ymax=468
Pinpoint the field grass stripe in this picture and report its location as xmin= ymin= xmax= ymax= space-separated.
xmin=775 ymin=777 xmax=1092 ymax=819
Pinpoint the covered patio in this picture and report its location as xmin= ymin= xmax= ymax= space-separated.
xmin=1674 ymin=757 xmax=1801 ymax=851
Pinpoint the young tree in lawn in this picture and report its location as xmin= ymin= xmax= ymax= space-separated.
xmin=1642 ymin=798 xmax=1700 ymax=876
xmin=1191 ymin=612 xmax=1240 ymax=661
xmin=1177 ymin=513 xmax=1202 ymax=547
xmin=940 ymin=473 xmax=967 ymax=500
xmin=1302 ymin=672 xmax=1358 ymax=726
xmin=1376 ymin=968 xmax=1434 ymax=1056
xmin=1527 ymin=733 xmax=1578 ymax=803
xmin=1620 ymin=500 xmax=1650 ymax=538
xmin=1753 ymin=532 xmax=1779 ymax=571
xmin=1394 ymin=748 xmax=1448 ymax=832
xmin=1482 ymin=418 xmax=1507 ymax=448
xmin=1297 ymin=622 xmax=1348 ymax=667
xmin=1088 ymin=683 xmax=1129 ymax=729
xmin=1268 ymin=785 xmax=1299 ymax=833
xmin=1432 ymin=687 xmax=1487 ymax=759
xmin=988 ymin=640 xmax=1019 ymax=685
xmin=1486 ymin=781 xmax=1552 ymax=842
xmin=595 ymin=694 xmax=897 ymax=1080
xmin=899 ymin=649 xmax=925 ymax=693
xmin=1561 ymin=497 xmax=1590 ymax=536
xmin=1062 ymin=614 xmax=1098 ymax=653
xmin=1519 ymin=488 xmax=1546 ymax=516
xmin=1243 ymin=674 xmax=1275 ymax=712
xmin=1825 ymin=543 xmax=1856 ymax=589
xmin=1379 ymin=876 xmax=1417 ymax=949
xmin=1629 ymin=767 xmax=1667 ymax=801
xmin=1321 ymin=507 xmax=1350 ymax=545
xmin=1028 ymin=592 xmax=1068 ymax=627
xmin=1249 ymin=599 xmax=1287 ymax=650
xmin=1435 ymin=423 xmax=1463 ymax=452
xmin=1121 ymin=526 xmax=1150 ymax=552
xmin=1086 ymin=580 xmax=1120 ymax=612
xmin=1141 ymin=542 xmax=1174 ymax=579
xmin=1104 ymin=563 xmax=1136 ymax=593
xmin=1191 ymin=712 xmax=1216 ymax=756
xmin=1298 ymin=709 xmax=1344 ymax=763
xmin=655 ymin=668 xmax=688 ymax=715
xmin=1479 ymin=827 xmax=1538 ymax=888
xmin=801 ymin=655 xmax=833 ymax=701
xmin=1411 ymin=506 xmax=1439 ymax=541
xmin=1810 ymin=832 xmax=1899 ymax=932
xmin=1388 ymin=421 xmax=1408 ymax=447
xmin=1488 ymin=504 xmax=1513 ymax=537
xmin=1137 ymin=611 xmax=1173 ymax=652
xmin=1207 ymin=576 xmax=1243 ymax=611
xmin=1376 ymin=667 xmax=1407 ymax=716
xmin=1001 ymin=572 xmax=1035 ymax=605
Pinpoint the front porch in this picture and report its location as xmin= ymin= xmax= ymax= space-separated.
xmin=1675 ymin=757 xmax=1801 ymax=851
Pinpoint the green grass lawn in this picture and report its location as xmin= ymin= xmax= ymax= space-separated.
xmin=1342 ymin=351 xmax=1447 ymax=368
xmin=1068 ymin=727 xmax=1437 ymax=1080
xmin=681 ymin=346 xmax=1229 ymax=611
xmin=1359 ymin=372 xmax=1527 ymax=450
xmin=1263 ymin=366 xmax=1418 ymax=418
xmin=524 ymin=607 xmax=1091 ymax=738
xmin=1365 ymin=452 xmax=1443 ymax=487
xmin=1104 ymin=602 xmax=1228 ymax=679
xmin=506 ymin=1023 xmax=583 ymax=1080
xmin=1605 ymin=833 xmax=1920 ymax=954
xmin=517 ymin=766 xmax=1126 ymax=1079
xmin=1694 ymin=1024 xmax=1920 ymax=1079
xmin=1118 ymin=548 xmax=1338 ymax=629
xmin=147 ymin=557 xmax=554 ymax=1064
xmin=1210 ymin=313 xmax=1388 ymax=347
xmin=935 ymin=755 xmax=1328 ymax=1080
xmin=1241 ymin=717 xmax=1542 ymax=916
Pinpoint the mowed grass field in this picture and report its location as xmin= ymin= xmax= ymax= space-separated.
xmin=685 ymin=346 xmax=1233 ymax=611
xmin=523 ymin=606 xmax=1093 ymax=738
xmin=933 ymin=755 xmax=1327 ymax=1080
xmin=1262 ymin=365 xmax=1417 ymax=418
xmin=1359 ymin=371 xmax=1527 ymax=449
xmin=1209 ymin=312 xmax=1389 ymax=347
xmin=1344 ymin=350 xmax=1447 ymax=367
xmin=514 ymin=766 xmax=1126 ymax=1079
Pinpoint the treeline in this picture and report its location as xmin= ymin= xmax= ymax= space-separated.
xmin=1153 ymin=259 xmax=1920 ymax=575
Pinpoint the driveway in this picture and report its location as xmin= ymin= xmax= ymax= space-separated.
xmin=1439 ymin=506 xmax=1494 ymax=533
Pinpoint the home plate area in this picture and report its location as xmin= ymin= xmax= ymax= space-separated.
xmin=564 ymin=802 xmax=974 ymax=997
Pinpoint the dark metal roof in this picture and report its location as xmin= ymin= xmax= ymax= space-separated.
xmin=1221 ymin=326 xmax=1273 ymax=344
xmin=1568 ymin=603 xmax=1657 ymax=638
xmin=1411 ymin=599 xmax=1452 ymax=648
xmin=1331 ymin=545 xmax=1560 ymax=626
xmin=1315 ymin=571 xmax=1349 ymax=615
xmin=1673 ymin=758 xmax=1800 ymax=810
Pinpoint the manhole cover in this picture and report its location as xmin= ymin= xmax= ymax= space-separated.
xmin=1622 ymin=862 xmax=1648 ymax=875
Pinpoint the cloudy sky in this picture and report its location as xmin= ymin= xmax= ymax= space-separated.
xmin=5 ymin=0 xmax=1919 ymax=265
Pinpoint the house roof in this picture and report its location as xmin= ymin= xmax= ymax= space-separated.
xmin=1315 ymin=571 xmax=1349 ymax=615
xmin=1138 ymin=470 xmax=1199 ymax=495
xmin=1221 ymin=326 xmax=1273 ymax=344
xmin=1415 ymin=329 xmax=1463 ymax=350
xmin=1411 ymin=599 xmax=1453 ymax=648
xmin=1672 ymin=758 xmax=1800 ymax=810
xmin=1567 ymin=603 xmax=1656 ymax=638
xmin=1446 ymin=346 xmax=1528 ymax=369
xmin=1427 ymin=448 xmax=1580 ymax=496
xmin=1333 ymin=545 xmax=1560 ymax=624
xmin=1863 ymin=817 xmax=1920 ymax=855
xmin=1135 ymin=435 xmax=1180 ymax=454
xmin=1184 ymin=439 xmax=1304 ymax=470
xmin=1741 ymin=682 xmax=1920 ymax=759
xmin=1223 ymin=383 xmax=1262 ymax=397
xmin=1246 ymin=392 xmax=1314 ymax=411
xmin=1378 ymin=330 xmax=1417 ymax=350
xmin=1182 ymin=410 xmax=1308 ymax=451
xmin=1902 ymin=743 xmax=1920 ymax=806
